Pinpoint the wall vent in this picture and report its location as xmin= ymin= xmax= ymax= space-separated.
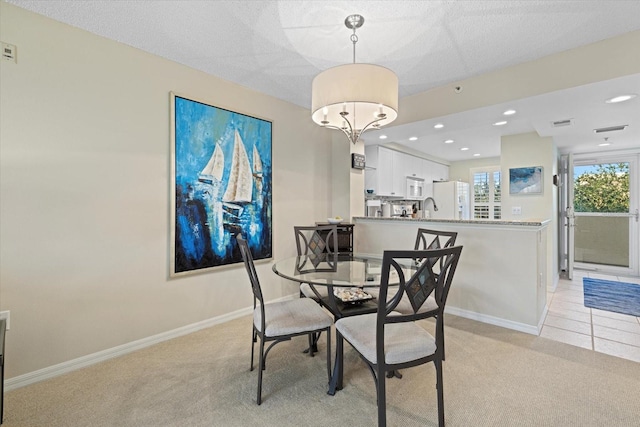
xmin=594 ymin=125 xmax=628 ymax=133
xmin=551 ymin=119 xmax=573 ymax=127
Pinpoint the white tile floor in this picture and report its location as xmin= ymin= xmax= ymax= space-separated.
xmin=541 ymin=270 xmax=640 ymax=363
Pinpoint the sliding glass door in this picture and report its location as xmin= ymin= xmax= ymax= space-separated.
xmin=569 ymin=153 xmax=639 ymax=277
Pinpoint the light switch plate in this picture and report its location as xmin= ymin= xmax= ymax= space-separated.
xmin=512 ymin=206 xmax=522 ymax=215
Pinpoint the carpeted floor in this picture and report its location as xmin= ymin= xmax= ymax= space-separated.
xmin=583 ymin=278 xmax=640 ymax=317
xmin=3 ymin=314 xmax=640 ymax=426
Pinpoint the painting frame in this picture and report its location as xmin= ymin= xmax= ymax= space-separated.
xmin=509 ymin=166 xmax=543 ymax=195
xmin=170 ymin=92 xmax=272 ymax=278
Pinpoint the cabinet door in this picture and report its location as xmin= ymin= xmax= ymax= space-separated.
xmin=421 ymin=159 xmax=434 ymax=198
xmin=405 ymin=155 xmax=422 ymax=178
xmin=432 ymin=162 xmax=449 ymax=182
xmin=391 ymin=150 xmax=406 ymax=197
xmin=376 ymin=147 xmax=394 ymax=196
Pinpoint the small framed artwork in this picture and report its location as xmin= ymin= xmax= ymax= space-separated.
xmin=509 ymin=166 xmax=543 ymax=195
xmin=170 ymin=92 xmax=272 ymax=277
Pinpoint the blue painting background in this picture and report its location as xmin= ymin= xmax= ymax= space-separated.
xmin=173 ymin=95 xmax=272 ymax=274
xmin=509 ymin=166 xmax=543 ymax=194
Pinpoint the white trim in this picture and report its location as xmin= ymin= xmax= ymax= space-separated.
xmin=445 ymin=305 xmax=541 ymax=336
xmin=5 ymin=294 xmax=297 ymax=391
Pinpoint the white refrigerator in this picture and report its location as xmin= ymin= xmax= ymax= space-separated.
xmin=431 ymin=181 xmax=470 ymax=220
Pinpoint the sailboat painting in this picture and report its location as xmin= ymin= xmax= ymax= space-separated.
xmin=170 ymin=93 xmax=272 ymax=277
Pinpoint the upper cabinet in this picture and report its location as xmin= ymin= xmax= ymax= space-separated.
xmin=365 ymin=146 xmax=404 ymax=197
xmin=430 ymin=161 xmax=449 ymax=182
xmin=365 ymin=145 xmax=449 ymax=198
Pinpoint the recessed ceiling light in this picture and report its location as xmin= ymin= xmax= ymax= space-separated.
xmin=473 ymin=153 xmax=481 ymax=157
xmin=599 ymin=137 xmax=611 ymax=147
xmin=444 ymin=139 xmax=454 ymax=144
xmin=605 ymin=94 xmax=637 ymax=103
xmin=409 ymin=136 xmax=418 ymax=141
xmin=493 ymin=121 xmax=508 ymax=126
xmin=503 ymin=109 xmax=516 ymax=115
xmin=379 ymin=135 xmax=387 ymax=139
xmin=434 ymin=123 xmax=444 ymax=129
xmin=460 ymin=147 xmax=469 ymax=151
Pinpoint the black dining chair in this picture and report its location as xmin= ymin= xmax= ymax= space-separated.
xmin=294 ymin=224 xmax=346 ymax=301
xmin=370 ymin=228 xmax=458 ymax=362
xmin=335 ymin=245 xmax=463 ymax=427
xmin=236 ymin=235 xmax=333 ymax=405
xmin=406 ymin=228 xmax=458 ymax=359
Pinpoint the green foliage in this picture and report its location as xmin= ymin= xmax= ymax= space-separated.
xmin=574 ymin=163 xmax=629 ymax=212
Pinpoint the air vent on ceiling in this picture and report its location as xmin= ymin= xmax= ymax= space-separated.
xmin=551 ymin=119 xmax=574 ymax=128
xmin=594 ymin=125 xmax=628 ymax=133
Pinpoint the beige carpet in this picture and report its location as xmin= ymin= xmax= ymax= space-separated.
xmin=3 ymin=314 xmax=640 ymax=426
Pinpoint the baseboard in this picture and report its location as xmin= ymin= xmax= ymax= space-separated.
xmin=537 ymin=303 xmax=549 ymax=335
xmin=445 ymin=306 xmax=540 ymax=335
xmin=5 ymin=294 xmax=297 ymax=391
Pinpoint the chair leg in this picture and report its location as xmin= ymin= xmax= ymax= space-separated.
xmin=439 ymin=315 xmax=446 ymax=361
xmin=435 ymin=358 xmax=445 ymax=427
xmin=257 ymin=338 xmax=266 ymax=405
xmin=250 ymin=328 xmax=257 ymax=371
xmin=307 ymin=333 xmax=315 ymax=357
xmin=377 ymin=368 xmax=387 ymax=427
xmin=328 ymin=332 xmax=344 ymax=395
xmin=325 ymin=327 xmax=332 ymax=383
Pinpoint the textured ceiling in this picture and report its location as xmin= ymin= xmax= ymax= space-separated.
xmin=7 ymin=0 xmax=640 ymax=160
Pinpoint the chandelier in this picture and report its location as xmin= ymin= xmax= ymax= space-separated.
xmin=311 ymin=14 xmax=399 ymax=145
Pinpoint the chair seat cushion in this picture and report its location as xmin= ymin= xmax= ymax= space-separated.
xmin=336 ymin=313 xmax=436 ymax=365
xmin=300 ymin=282 xmax=329 ymax=299
xmin=255 ymin=298 xmax=333 ymax=337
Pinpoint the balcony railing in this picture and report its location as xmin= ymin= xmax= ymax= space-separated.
xmin=574 ymin=215 xmax=629 ymax=267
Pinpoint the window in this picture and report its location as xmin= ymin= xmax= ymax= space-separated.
xmin=471 ymin=167 xmax=501 ymax=220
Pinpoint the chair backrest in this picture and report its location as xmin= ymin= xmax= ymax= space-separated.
xmin=414 ymin=228 xmax=458 ymax=251
xmin=237 ymin=235 xmax=265 ymax=311
xmin=294 ymin=225 xmax=339 ymax=256
xmin=414 ymin=228 xmax=458 ymax=272
xmin=377 ymin=245 xmax=463 ymax=330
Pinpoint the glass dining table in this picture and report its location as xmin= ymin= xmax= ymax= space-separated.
xmin=272 ymin=252 xmax=418 ymax=395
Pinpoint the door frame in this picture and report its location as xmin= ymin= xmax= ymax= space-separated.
xmin=566 ymin=151 xmax=639 ymax=277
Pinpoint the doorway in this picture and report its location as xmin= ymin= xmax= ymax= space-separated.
xmin=561 ymin=152 xmax=639 ymax=278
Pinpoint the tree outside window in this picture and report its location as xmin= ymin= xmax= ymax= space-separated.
xmin=574 ymin=163 xmax=629 ymax=213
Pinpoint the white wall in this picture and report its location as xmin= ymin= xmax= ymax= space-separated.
xmin=449 ymin=157 xmax=500 ymax=183
xmin=501 ymin=132 xmax=558 ymax=290
xmin=0 ymin=3 xmax=333 ymax=379
xmin=449 ymin=137 xmax=559 ymax=292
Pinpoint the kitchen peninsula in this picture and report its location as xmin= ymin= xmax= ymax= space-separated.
xmin=352 ymin=216 xmax=550 ymax=335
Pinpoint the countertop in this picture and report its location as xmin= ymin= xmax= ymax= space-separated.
xmin=352 ymin=216 xmax=550 ymax=227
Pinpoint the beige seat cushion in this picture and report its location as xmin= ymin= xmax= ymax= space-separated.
xmin=254 ymin=298 xmax=333 ymax=337
xmin=336 ymin=313 xmax=436 ymax=365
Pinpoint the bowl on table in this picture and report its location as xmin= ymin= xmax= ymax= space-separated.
xmin=327 ymin=217 xmax=343 ymax=224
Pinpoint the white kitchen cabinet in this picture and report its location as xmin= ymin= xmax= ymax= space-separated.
xmin=420 ymin=159 xmax=434 ymax=198
xmin=404 ymin=154 xmax=422 ymax=178
xmin=365 ymin=146 xmax=449 ymax=198
xmin=431 ymin=161 xmax=449 ymax=182
xmin=364 ymin=146 xmax=404 ymax=197
xmin=391 ymin=150 xmax=406 ymax=197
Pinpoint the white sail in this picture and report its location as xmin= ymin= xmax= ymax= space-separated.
xmin=253 ymin=145 xmax=264 ymax=208
xmin=253 ymin=145 xmax=263 ymax=176
xmin=222 ymin=130 xmax=253 ymax=203
xmin=199 ymin=142 xmax=224 ymax=182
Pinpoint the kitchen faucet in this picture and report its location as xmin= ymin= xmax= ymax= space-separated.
xmin=424 ymin=197 xmax=438 ymax=211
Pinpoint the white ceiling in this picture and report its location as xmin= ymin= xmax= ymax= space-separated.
xmin=8 ymin=0 xmax=640 ymax=161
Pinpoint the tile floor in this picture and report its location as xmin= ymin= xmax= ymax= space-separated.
xmin=541 ymin=270 xmax=640 ymax=363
